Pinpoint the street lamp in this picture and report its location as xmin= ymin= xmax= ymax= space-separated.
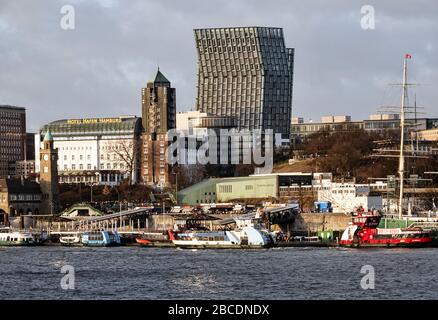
xmin=90 ymin=172 xmax=100 ymax=203
xmin=171 ymin=166 xmax=179 ymax=205
xmin=113 ymin=186 xmax=122 ymax=213
xmin=173 ymin=171 xmax=178 ymax=205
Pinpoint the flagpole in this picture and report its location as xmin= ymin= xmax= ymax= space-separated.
xmin=398 ymin=54 xmax=410 ymax=219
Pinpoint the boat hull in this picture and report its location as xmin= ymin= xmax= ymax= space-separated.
xmin=82 ymin=242 xmax=120 ymax=247
xmin=340 ymin=238 xmax=434 ymax=248
xmin=171 ymin=239 xmax=270 ymax=249
xmin=0 ymin=240 xmax=35 ymax=246
xmin=135 ymin=238 xmax=152 ymax=245
xmin=60 ymin=241 xmax=82 ymax=246
xmin=171 ymin=244 xmax=269 ymax=249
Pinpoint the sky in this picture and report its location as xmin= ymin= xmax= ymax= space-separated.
xmin=0 ymin=0 xmax=437 ymax=132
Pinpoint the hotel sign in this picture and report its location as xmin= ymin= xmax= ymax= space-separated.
xmin=67 ymin=118 xmax=122 ymax=125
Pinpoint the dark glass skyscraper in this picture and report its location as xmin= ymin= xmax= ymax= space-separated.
xmin=194 ymin=27 xmax=294 ymax=138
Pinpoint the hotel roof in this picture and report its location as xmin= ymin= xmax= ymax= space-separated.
xmin=39 ymin=116 xmax=142 ymax=137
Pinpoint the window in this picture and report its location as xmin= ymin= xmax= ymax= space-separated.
xmin=219 ymin=185 xmax=232 ymax=193
xmin=72 ymin=164 xmax=76 ymax=170
xmin=79 ymin=164 xmax=83 ymax=170
xmin=87 ymin=164 xmax=91 ymax=170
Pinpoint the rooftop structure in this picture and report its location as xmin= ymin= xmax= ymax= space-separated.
xmin=39 ymin=116 xmax=142 ymax=137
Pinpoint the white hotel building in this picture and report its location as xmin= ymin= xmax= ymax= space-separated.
xmin=35 ymin=116 xmax=142 ymax=186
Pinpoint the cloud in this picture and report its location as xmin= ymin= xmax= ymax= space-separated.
xmin=0 ymin=0 xmax=437 ymax=132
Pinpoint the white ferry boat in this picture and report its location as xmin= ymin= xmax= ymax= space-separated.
xmin=168 ymin=226 xmax=274 ymax=249
xmin=59 ymin=232 xmax=82 ymax=246
xmin=0 ymin=228 xmax=35 ymax=246
xmin=81 ymin=231 xmax=121 ymax=247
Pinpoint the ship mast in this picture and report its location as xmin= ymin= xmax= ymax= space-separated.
xmin=398 ymin=55 xmax=410 ymax=219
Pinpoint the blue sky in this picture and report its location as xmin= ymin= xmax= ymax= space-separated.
xmin=0 ymin=0 xmax=437 ymax=132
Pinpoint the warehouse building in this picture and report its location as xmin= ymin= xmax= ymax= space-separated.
xmin=177 ymin=172 xmax=332 ymax=205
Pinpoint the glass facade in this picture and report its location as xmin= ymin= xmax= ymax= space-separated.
xmin=194 ymin=27 xmax=294 ymax=138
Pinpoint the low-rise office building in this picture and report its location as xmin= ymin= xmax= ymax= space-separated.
xmin=414 ymin=128 xmax=438 ymax=141
xmin=15 ymin=160 xmax=36 ymax=179
xmin=317 ymin=183 xmax=383 ymax=213
xmin=291 ymin=114 xmax=438 ymax=141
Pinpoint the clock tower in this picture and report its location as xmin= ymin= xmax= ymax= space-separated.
xmin=39 ymin=130 xmax=60 ymax=214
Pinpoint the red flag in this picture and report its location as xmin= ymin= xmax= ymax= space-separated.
xmin=405 ymin=53 xmax=412 ymax=59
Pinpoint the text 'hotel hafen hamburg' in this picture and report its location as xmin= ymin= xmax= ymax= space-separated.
xmin=194 ymin=27 xmax=294 ymax=141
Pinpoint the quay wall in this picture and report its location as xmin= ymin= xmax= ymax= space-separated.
xmin=280 ymin=213 xmax=351 ymax=234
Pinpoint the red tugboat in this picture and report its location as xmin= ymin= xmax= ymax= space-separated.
xmin=340 ymin=209 xmax=434 ymax=248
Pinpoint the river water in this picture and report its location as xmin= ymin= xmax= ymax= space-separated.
xmin=0 ymin=246 xmax=437 ymax=299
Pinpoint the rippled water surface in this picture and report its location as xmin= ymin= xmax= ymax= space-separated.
xmin=1 ymin=246 xmax=437 ymax=299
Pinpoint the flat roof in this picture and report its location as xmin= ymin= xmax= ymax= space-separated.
xmin=0 ymin=105 xmax=26 ymax=112
xmin=39 ymin=116 xmax=142 ymax=137
xmin=292 ymin=117 xmax=438 ymax=125
xmin=251 ymin=172 xmax=314 ymax=177
xmin=194 ymin=26 xmax=283 ymax=31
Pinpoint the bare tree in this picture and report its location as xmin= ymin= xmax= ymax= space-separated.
xmin=178 ymin=164 xmax=207 ymax=189
xmin=107 ymin=139 xmax=140 ymax=185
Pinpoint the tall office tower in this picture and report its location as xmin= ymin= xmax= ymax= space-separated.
xmin=194 ymin=27 xmax=294 ymax=139
xmin=0 ymin=105 xmax=26 ymax=177
xmin=141 ymin=69 xmax=176 ymax=134
xmin=141 ymin=69 xmax=176 ymax=187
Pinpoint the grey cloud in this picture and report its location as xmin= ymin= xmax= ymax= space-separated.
xmin=0 ymin=0 xmax=437 ymax=132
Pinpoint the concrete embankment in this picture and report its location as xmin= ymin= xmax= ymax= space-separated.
xmin=277 ymin=213 xmax=351 ymax=234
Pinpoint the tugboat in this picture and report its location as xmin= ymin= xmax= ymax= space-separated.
xmin=135 ymin=231 xmax=173 ymax=247
xmin=340 ymin=209 xmax=434 ymax=248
